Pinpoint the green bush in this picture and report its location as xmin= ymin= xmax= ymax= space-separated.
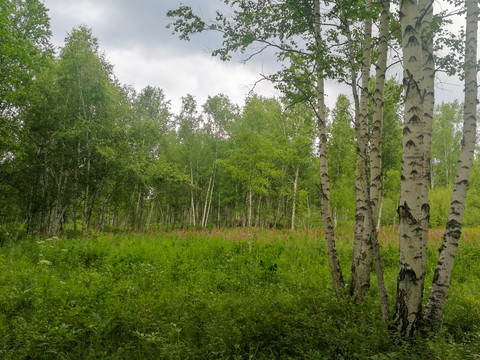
xmin=429 ymin=186 xmax=453 ymax=228
xmin=0 ymin=229 xmax=479 ymax=359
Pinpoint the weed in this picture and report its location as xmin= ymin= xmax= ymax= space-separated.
xmin=0 ymin=227 xmax=478 ymax=359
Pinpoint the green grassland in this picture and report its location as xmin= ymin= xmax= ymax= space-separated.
xmin=1 ymin=227 xmax=479 ymax=359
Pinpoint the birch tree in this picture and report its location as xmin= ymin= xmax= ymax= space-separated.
xmin=350 ymin=0 xmax=375 ymax=299
xmin=176 ymin=95 xmax=202 ymax=227
xmin=424 ymin=0 xmax=478 ymax=326
xmin=393 ymin=0 xmax=429 ymax=336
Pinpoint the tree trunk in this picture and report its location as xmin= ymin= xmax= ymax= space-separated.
xmin=137 ymin=187 xmax=145 ymax=230
xmin=424 ymin=0 xmax=478 ymax=325
xmin=202 ymin=175 xmax=211 ymax=227
xmin=343 ymin=16 xmax=364 ymax=273
xmin=291 ymin=165 xmax=299 ymax=231
xmin=314 ymin=0 xmax=345 ymax=298
xmin=202 ymin=162 xmax=216 ymax=227
xmin=351 ymin=0 xmax=374 ymax=299
xmin=50 ymin=170 xmax=68 ymax=234
xmin=247 ymin=182 xmax=253 ymax=228
xmin=420 ymin=0 xmax=435 ymax=286
xmin=255 ymin=195 xmax=262 ymax=227
xmin=146 ymin=196 xmax=155 ymax=230
xmin=82 ymin=137 xmax=91 ymax=236
xmin=393 ymin=0 xmax=427 ymax=336
xmin=95 ymin=185 xmax=115 ymax=233
xmin=206 ymin=168 xmax=215 ymax=225
xmin=371 ymin=0 xmax=391 ymax=321
xmin=190 ymin=162 xmax=196 ymax=227
xmin=72 ymin=142 xmax=80 ymax=233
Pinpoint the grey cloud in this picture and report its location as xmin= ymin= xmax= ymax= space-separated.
xmin=45 ymin=0 xmax=279 ymax=69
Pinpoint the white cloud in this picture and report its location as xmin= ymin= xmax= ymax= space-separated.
xmin=107 ymin=47 xmax=280 ymax=112
xmin=48 ymin=0 xmax=111 ymax=28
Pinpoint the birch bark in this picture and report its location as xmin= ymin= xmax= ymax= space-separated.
xmin=393 ymin=0 xmax=427 ymax=336
xmin=370 ymin=0 xmax=391 ymax=320
xmin=314 ymin=0 xmax=345 ymax=298
xmin=291 ymin=165 xmax=299 ymax=231
xmin=351 ymin=0 xmax=374 ymax=298
xmin=424 ymin=0 xmax=478 ymax=325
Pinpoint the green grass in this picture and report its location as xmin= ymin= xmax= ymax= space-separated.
xmin=0 ymin=227 xmax=479 ymax=359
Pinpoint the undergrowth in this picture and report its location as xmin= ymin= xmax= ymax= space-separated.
xmin=0 ymin=227 xmax=479 ymax=359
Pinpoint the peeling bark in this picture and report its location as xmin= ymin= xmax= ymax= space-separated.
xmin=424 ymin=0 xmax=478 ymax=325
xmin=314 ymin=0 xmax=345 ymax=298
xmin=370 ymin=0 xmax=391 ymax=320
xmin=351 ymin=0 xmax=374 ymax=299
xmin=291 ymin=165 xmax=299 ymax=231
xmin=394 ymin=0 xmax=427 ymax=336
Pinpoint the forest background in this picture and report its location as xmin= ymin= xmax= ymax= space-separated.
xmin=1 ymin=0 xmax=480 ymax=357
xmin=1 ymin=0 xmax=478 ymax=239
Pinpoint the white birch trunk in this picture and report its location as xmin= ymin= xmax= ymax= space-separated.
xmin=314 ymin=0 xmax=345 ymax=298
xmin=202 ymin=174 xmax=213 ymax=227
xmin=424 ymin=0 xmax=478 ymax=325
xmin=393 ymin=0 xmax=427 ymax=336
xmin=351 ymin=0 xmax=375 ymax=298
xmin=247 ymin=182 xmax=252 ymax=229
xmin=82 ymin=138 xmax=91 ymax=235
xmin=420 ymin=0 xmax=435 ymax=280
xmin=291 ymin=165 xmax=299 ymax=231
xmin=370 ymin=0 xmax=391 ymax=320
xmin=190 ymin=163 xmax=196 ymax=227
xmin=146 ymin=198 xmax=155 ymax=230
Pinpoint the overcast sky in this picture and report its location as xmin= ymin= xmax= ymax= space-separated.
xmin=43 ymin=0 xmax=286 ymax=113
xmin=43 ymin=0 xmax=468 ymax=114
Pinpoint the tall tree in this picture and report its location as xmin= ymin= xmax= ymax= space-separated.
xmin=424 ymin=0 xmax=478 ymax=326
xmin=350 ymin=0 xmax=375 ymax=299
xmin=393 ymin=0 xmax=429 ymax=336
xmin=128 ymin=86 xmax=173 ymax=229
xmin=0 ymin=0 xmax=52 ymax=227
xmin=367 ymin=0 xmax=392 ymax=319
xmin=202 ymin=94 xmax=239 ymax=227
xmin=18 ymin=26 xmax=123 ymax=234
xmin=176 ymin=95 xmax=202 ymax=227
xmin=59 ymin=26 xmax=117 ymax=234
xmin=219 ymin=95 xmax=282 ymax=229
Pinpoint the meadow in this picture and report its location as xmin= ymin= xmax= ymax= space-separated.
xmin=0 ymin=226 xmax=479 ymax=359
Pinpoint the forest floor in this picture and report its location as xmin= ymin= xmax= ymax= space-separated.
xmin=0 ymin=226 xmax=479 ymax=359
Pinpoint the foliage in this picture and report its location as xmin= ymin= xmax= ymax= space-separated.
xmin=431 ymin=101 xmax=463 ymax=188
xmin=1 ymin=229 xmax=479 ymax=359
xmin=328 ymin=95 xmax=356 ymax=225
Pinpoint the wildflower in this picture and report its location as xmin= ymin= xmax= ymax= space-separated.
xmin=11 ymin=247 xmax=14 ymax=252
xmin=38 ymin=259 xmax=52 ymax=265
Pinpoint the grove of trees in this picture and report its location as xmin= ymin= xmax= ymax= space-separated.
xmin=1 ymin=0 xmax=478 ymax=338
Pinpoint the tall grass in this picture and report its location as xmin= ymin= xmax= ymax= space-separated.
xmin=0 ymin=227 xmax=479 ymax=359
